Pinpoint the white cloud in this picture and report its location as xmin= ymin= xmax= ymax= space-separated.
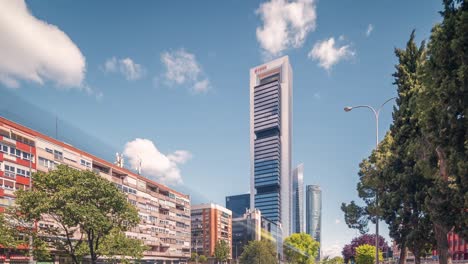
xmin=308 ymin=37 xmax=355 ymax=71
xmin=323 ymin=243 xmax=343 ymax=258
xmin=256 ymin=0 xmax=316 ymax=56
xmin=335 ymin=219 xmax=341 ymax=224
xmin=193 ymin=79 xmax=210 ymax=93
xmin=313 ymin=92 xmax=321 ymax=99
xmin=123 ymin=138 xmax=191 ymax=185
xmin=103 ymin=57 xmax=145 ymax=81
xmin=0 ymin=0 xmax=85 ymax=89
xmin=167 ymin=150 xmax=192 ymax=164
xmin=366 ymin=24 xmax=374 ymax=37
xmin=160 ymin=49 xmax=210 ymax=93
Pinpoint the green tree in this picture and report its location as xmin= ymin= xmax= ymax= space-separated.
xmin=190 ymin=252 xmax=198 ymax=262
xmin=322 ymin=256 xmax=344 ymax=264
xmin=96 ymin=228 xmax=148 ymax=260
xmin=415 ymin=1 xmax=467 ymax=263
xmin=381 ymin=31 xmax=435 ymax=264
xmin=214 ymin=240 xmax=230 ymax=263
xmin=239 ymin=240 xmax=277 ymax=264
xmin=0 ymin=213 xmax=17 ymax=248
xmin=342 ymin=32 xmax=436 ymax=264
xmin=14 ymin=165 xmax=142 ymax=264
xmin=0 ymin=210 xmax=52 ymax=261
xmin=355 ymin=245 xmax=382 ymax=264
xmin=284 ymin=233 xmax=320 ymax=264
xmin=199 ymin=255 xmax=208 ymax=263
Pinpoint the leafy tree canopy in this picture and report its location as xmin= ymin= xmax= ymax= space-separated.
xmin=14 ymin=165 xmax=142 ymax=264
xmin=239 ymin=240 xmax=277 ymax=264
xmin=214 ymin=240 xmax=230 ymax=262
xmin=355 ymin=245 xmax=383 ymax=264
xmin=284 ymin=233 xmax=320 ymax=264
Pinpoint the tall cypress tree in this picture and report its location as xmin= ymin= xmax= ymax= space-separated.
xmin=415 ymin=1 xmax=467 ymax=263
xmin=380 ymin=31 xmax=434 ymax=264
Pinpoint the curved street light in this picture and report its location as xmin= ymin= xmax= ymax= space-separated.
xmin=344 ymin=96 xmax=397 ymax=264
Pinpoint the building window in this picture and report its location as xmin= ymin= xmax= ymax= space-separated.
xmin=16 ymin=168 xmax=30 ymax=177
xmin=39 ymin=157 xmax=56 ymax=169
xmin=4 ymin=165 xmax=16 ymax=178
xmin=80 ymin=159 xmax=91 ymax=168
xmin=54 ymin=150 xmax=63 ymax=161
xmin=0 ymin=144 xmax=8 ymax=153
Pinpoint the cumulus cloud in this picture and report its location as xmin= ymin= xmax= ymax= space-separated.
xmin=103 ymin=57 xmax=145 ymax=80
xmin=123 ymin=138 xmax=191 ymax=185
xmin=160 ymin=49 xmax=210 ymax=93
xmin=308 ymin=37 xmax=355 ymax=71
xmin=323 ymin=243 xmax=343 ymax=258
xmin=366 ymin=24 xmax=374 ymax=37
xmin=167 ymin=150 xmax=192 ymax=164
xmin=0 ymin=0 xmax=85 ymax=89
xmin=256 ymin=0 xmax=316 ymax=56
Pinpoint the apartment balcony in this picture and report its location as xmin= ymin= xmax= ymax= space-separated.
xmin=143 ymin=250 xmax=189 ymax=258
xmin=144 ymin=240 xmax=160 ymax=247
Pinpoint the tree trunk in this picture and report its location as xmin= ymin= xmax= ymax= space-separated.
xmin=399 ymin=246 xmax=407 ymax=264
xmin=414 ymin=256 xmax=421 ymax=264
xmin=70 ymin=254 xmax=80 ymax=264
xmin=434 ymin=223 xmax=452 ymax=264
xmin=413 ymin=248 xmax=421 ymax=264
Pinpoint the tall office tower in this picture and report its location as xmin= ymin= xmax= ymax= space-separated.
xmin=250 ymin=56 xmax=293 ymax=238
xmin=292 ymin=163 xmax=304 ymax=233
xmin=191 ymin=203 xmax=232 ymax=259
xmin=226 ymin=193 xmax=250 ymax=218
xmin=306 ymin=185 xmax=322 ymax=260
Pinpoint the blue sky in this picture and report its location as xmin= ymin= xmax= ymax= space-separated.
xmin=0 ymin=0 xmax=443 ymax=257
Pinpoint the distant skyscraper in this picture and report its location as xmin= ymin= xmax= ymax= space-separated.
xmin=226 ymin=193 xmax=250 ymax=218
xmin=306 ymin=185 xmax=322 ymax=259
xmin=292 ymin=164 xmax=304 ymax=233
xmin=250 ymin=56 xmax=293 ymax=238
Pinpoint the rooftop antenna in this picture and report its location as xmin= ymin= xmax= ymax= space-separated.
xmin=55 ymin=116 xmax=58 ymax=140
xmin=115 ymin=152 xmax=124 ymax=168
xmin=137 ymin=156 xmax=142 ymax=175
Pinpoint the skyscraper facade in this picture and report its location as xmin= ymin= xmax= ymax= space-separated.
xmin=226 ymin=193 xmax=250 ymax=218
xmin=250 ymin=56 xmax=293 ymax=238
xmin=306 ymin=185 xmax=322 ymax=259
xmin=292 ymin=163 xmax=304 ymax=233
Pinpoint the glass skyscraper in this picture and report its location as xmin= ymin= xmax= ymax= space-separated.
xmin=250 ymin=56 xmax=292 ymax=238
xmin=292 ymin=164 xmax=304 ymax=233
xmin=226 ymin=193 xmax=250 ymax=218
xmin=306 ymin=185 xmax=322 ymax=259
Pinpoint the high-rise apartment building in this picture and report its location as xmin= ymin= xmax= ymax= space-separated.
xmin=191 ymin=203 xmax=232 ymax=259
xmin=226 ymin=193 xmax=250 ymax=218
xmin=306 ymin=185 xmax=322 ymax=260
xmin=292 ymin=163 xmax=304 ymax=233
xmin=250 ymin=56 xmax=293 ymax=238
xmin=0 ymin=117 xmax=191 ymax=263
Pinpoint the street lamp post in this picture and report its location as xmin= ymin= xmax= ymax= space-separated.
xmin=344 ymin=97 xmax=396 ymax=264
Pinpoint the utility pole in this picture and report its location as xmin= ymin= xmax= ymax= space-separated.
xmin=28 ymin=145 xmax=33 ymax=264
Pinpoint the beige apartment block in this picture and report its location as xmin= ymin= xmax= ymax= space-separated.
xmin=0 ymin=117 xmax=191 ymax=264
